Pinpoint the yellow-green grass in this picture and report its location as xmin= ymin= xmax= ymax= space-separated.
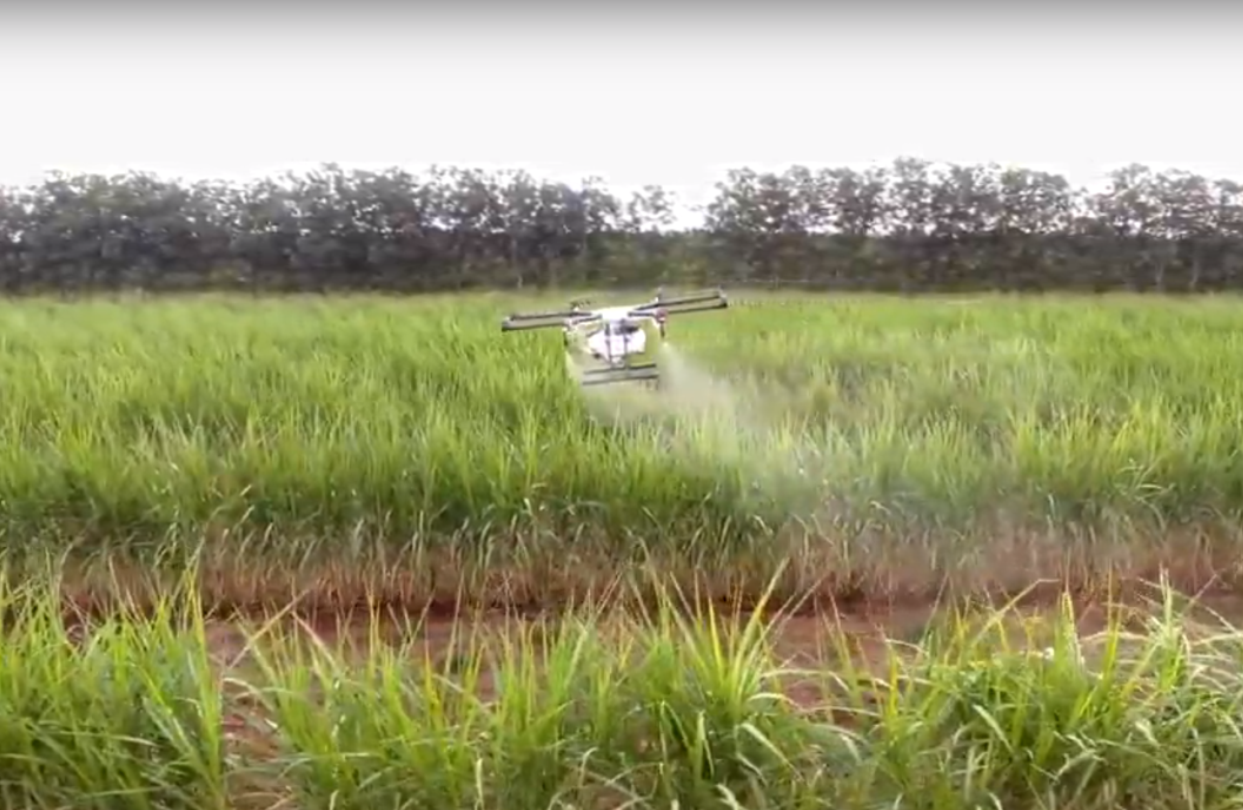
xmin=1 ymin=292 xmax=1243 ymax=605
xmin=3 ymin=570 xmax=1243 ymax=809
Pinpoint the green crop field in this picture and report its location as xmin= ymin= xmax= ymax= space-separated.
xmin=2 ymin=292 xmax=1243 ymax=605
xmin=4 ymin=291 xmax=1243 ymax=808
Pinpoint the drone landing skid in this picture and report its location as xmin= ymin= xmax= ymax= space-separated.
xmin=580 ymin=363 xmax=660 ymax=387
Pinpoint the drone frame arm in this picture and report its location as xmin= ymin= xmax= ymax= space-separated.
xmin=501 ymin=317 xmax=567 ymax=332
xmin=632 ymin=288 xmax=729 ymax=315
xmin=501 ymin=311 xmax=600 ymax=332
xmin=501 ymin=287 xmax=727 ymax=332
xmin=657 ymin=298 xmax=729 ymax=315
xmin=629 ymin=299 xmax=728 ymax=319
xmin=663 ymin=291 xmax=728 ymax=307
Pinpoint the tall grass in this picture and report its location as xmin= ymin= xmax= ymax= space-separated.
xmin=4 ymin=572 xmax=1243 ymax=809
xmin=2 ymin=292 xmax=1243 ymax=601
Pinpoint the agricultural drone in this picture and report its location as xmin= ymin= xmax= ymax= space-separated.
xmin=500 ymin=287 xmax=729 ymax=387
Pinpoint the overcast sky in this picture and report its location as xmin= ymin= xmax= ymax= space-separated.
xmin=1 ymin=3 xmax=1240 ymax=213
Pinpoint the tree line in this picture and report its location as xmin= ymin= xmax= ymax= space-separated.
xmin=0 ymin=158 xmax=1241 ymax=294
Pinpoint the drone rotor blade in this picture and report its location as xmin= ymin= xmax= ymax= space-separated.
xmin=501 ymin=310 xmax=599 ymax=331
xmin=657 ymin=299 xmax=729 ymax=315
xmin=633 ymin=289 xmax=728 ymax=312
xmin=506 ymin=309 xmax=582 ymax=321
xmin=630 ymin=295 xmax=728 ymax=319
xmin=501 ymin=317 xmax=565 ymax=331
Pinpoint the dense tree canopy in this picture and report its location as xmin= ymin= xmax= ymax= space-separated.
xmin=1 ymin=159 xmax=1241 ymax=294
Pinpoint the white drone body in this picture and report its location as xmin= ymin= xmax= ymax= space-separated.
xmin=501 ymin=288 xmax=728 ymax=387
xmin=580 ymin=306 xmax=649 ymax=366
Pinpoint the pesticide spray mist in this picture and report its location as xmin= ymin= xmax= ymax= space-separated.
xmin=579 ymin=343 xmax=833 ymax=526
xmin=578 ymin=344 xmax=744 ymax=431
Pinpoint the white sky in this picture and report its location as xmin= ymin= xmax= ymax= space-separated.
xmin=1 ymin=5 xmax=1240 ymax=217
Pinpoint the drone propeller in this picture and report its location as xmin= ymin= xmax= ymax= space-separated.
xmin=501 ymin=306 xmax=600 ymax=332
xmin=632 ymin=287 xmax=728 ymax=315
xmin=506 ymin=308 xmax=579 ymax=321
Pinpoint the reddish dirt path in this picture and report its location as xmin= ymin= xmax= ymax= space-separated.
xmin=197 ymin=586 xmax=1243 ymax=686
